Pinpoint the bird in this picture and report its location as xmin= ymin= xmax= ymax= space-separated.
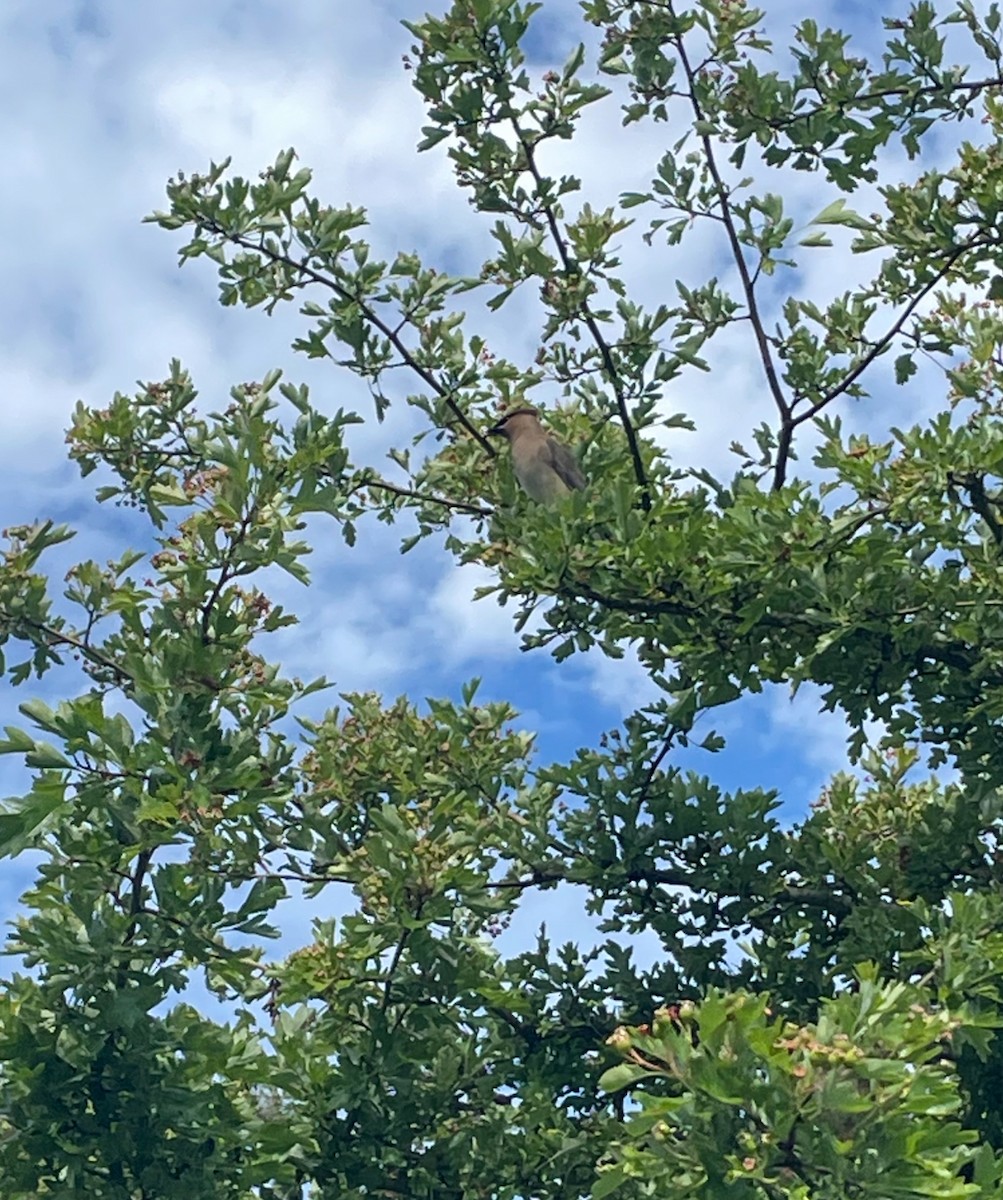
xmin=489 ymin=407 xmax=586 ymax=504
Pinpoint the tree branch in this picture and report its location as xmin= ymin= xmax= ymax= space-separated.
xmin=200 ymin=504 xmax=257 ymax=645
xmin=787 ymin=241 xmax=978 ymax=431
xmin=950 ymin=471 xmax=1003 ymax=549
xmin=363 ymin=476 xmax=493 ymax=518
xmin=490 ymin=860 xmax=854 ymax=917
xmin=758 ymin=76 xmax=1003 ymax=139
xmin=3 ymin=611 xmax=133 ymax=686
xmin=670 ymin=8 xmax=791 ymax=456
xmin=496 ymin=105 xmax=653 ymax=510
xmin=203 ymin=221 xmax=496 ymax=456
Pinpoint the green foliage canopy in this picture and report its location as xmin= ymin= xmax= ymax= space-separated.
xmin=3 ymin=1 xmax=1003 ymax=1196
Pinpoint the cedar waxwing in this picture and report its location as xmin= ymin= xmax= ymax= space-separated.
xmin=489 ymin=407 xmax=586 ymax=504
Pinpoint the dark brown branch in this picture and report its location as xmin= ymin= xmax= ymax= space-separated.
xmin=568 ymin=580 xmax=692 ymax=617
xmin=200 ymin=505 xmax=256 ymax=645
xmin=488 ymin=865 xmax=570 ymax=890
xmin=204 ymin=221 xmax=496 ymax=456
xmin=760 ymin=76 xmax=1003 ymax=137
xmin=787 ymin=241 xmax=977 ymax=431
xmin=808 ymin=504 xmax=891 ymax=551
xmin=500 ymin=115 xmax=653 ymax=510
xmin=565 ymin=579 xmax=1003 ymax=693
xmin=122 ymin=848 xmax=154 ymax=948
xmin=491 ymin=861 xmax=854 ymax=917
xmin=670 ymin=8 xmax=791 ymax=453
xmin=5 ymin=612 xmax=133 ymax=686
xmin=365 ymin=476 xmax=493 ymax=518
xmin=636 ymin=723 xmax=684 ymax=813
xmin=381 ymin=926 xmax=412 ymax=1014
xmin=951 ymin=471 xmax=1003 ymax=549
xmin=487 ymin=1004 xmax=543 ymax=1047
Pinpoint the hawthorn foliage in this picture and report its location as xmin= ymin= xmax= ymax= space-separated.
xmin=3 ymin=1 xmax=1003 ymax=1196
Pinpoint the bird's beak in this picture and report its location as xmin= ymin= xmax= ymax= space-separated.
xmin=487 ymin=421 xmax=506 ymax=437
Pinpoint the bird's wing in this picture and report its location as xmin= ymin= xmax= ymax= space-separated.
xmin=543 ymin=437 xmax=587 ymax=491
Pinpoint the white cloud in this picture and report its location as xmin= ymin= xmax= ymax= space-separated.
xmin=577 ymin=641 xmax=659 ymax=717
xmin=426 ymin=561 xmax=519 ymax=663
xmin=761 ymin=682 xmax=886 ymax=791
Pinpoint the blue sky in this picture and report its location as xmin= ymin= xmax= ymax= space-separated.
xmin=0 ymin=0 xmax=967 ymax=978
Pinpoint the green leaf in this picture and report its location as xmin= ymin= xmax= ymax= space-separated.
xmin=598 ymin=1062 xmax=652 ymax=1092
xmin=148 ymin=483 xmax=191 ymax=506
xmin=0 ymin=726 xmax=36 ymax=754
xmin=592 ymin=1165 xmax=630 ymax=1199
xmin=562 ymin=42 xmax=586 ymax=81
xmin=25 ymin=743 xmax=71 ymax=769
xmin=894 ymin=354 xmax=917 ymax=384
xmin=18 ymin=699 xmax=62 ymax=735
xmin=810 ymin=198 xmax=876 ymax=230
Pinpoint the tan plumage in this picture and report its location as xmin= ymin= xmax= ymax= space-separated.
xmin=489 ymin=408 xmax=586 ymax=504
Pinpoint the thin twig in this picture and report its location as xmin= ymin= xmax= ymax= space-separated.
xmin=490 ymin=861 xmax=854 ymax=917
xmin=670 ymin=8 xmax=790 ymax=448
xmin=4 ymin=612 xmax=133 ymax=685
xmin=122 ymin=848 xmax=155 ymax=948
xmin=381 ymin=927 xmax=412 ymax=1014
xmin=790 ymin=243 xmax=976 ymax=429
xmin=498 ymin=110 xmax=652 ymax=509
xmin=950 ymin=472 xmax=1003 ymax=548
xmin=635 ymin=722 xmax=684 ymax=814
xmin=204 ymin=222 xmax=496 ymax=455
xmin=759 ymin=76 xmax=1003 ymax=137
xmin=200 ymin=505 xmax=256 ymax=645
xmin=366 ymin=477 xmax=493 ymax=518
